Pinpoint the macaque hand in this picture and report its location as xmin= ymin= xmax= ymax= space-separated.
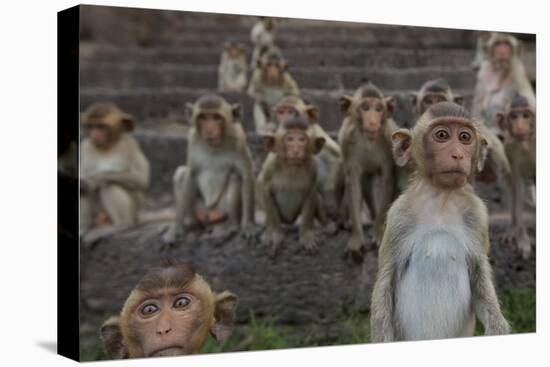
xmin=299 ymin=231 xmax=319 ymax=255
xmin=346 ymin=235 xmax=365 ymax=264
xmin=161 ymin=224 xmax=183 ymax=248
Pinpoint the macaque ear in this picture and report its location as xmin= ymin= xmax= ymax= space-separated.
xmin=263 ymin=135 xmax=276 ymax=152
xmin=496 ymin=112 xmax=508 ymax=132
xmin=231 ymin=104 xmax=242 ymax=122
xmin=409 ymin=93 xmax=418 ymax=108
xmin=339 ymin=95 xmax=353 ymax=114
xmin=185 ymin=102 xmax=194 ymax=124
xmin=210 ymin=291 xmax=238 ymax=342
xmin=385 ymin=96 xmax=395 ymax=116
xmin=313 ymin=137 xmax=326 ymax=155
xmin=100 ymin=316 xmax=129 ymax=360
xmin=477 ymin=136 xmax=489 ymax=173
xmin=306 ymin=106 xmax=320 ymax=124
xmin=453 ymin=95 xmax=465 ymax=106
xmin=392 ymin=129 xmax=413 ymax=167
xmin=120 ymin=113 xmax=135 ymax=131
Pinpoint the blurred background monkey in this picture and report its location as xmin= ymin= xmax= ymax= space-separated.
xmin=247 ymin=48 xmax=300 ymax=133
xmin=80 ymin=102 xmax=150 ymax=245
xmin=218 ymin=41 xmax=248 ymax=92
xmin=370 ymin=102 xmax=510 ymax=342
xmin=250 ymin=17 xmax=276 ymax=69
xmin=100 ymin=263 xmax=237 ymax=358
xmin=497 ymin=94 xmax=536 ymax=259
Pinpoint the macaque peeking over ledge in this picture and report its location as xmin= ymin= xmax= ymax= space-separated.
xmin=370 ymin=102 xmax=510 ymax=342
xmin=100 ymin=263 xmax=238 ymax=359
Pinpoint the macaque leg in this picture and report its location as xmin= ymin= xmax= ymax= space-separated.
xmin=299 ymin=192 xmax=319 ymax=255
xmin=205 ymin=173 xmax=240 ymax=235
xmin=253 ymin=102 xmax=268 ymax=133
xmin=261 ymin=189 xmax=284 ymax=257
xmin=346 ymin=170 xmax=366 ymax=262
xmin=79 ymin=193 xmax=95 ymax=234
xmin=511 ymin=176 xmax=531 ymax=259
xmin=100 ymin=184 xmax=138 ymax=227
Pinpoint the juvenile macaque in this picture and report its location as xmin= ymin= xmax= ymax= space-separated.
xmin=218 ymin=41 xmax=248 ymax=92
xmin=248 ymin=48 xmax=300 ymax=133
xmin=411 ymin=78 xmax=464 ymax=119
xmin=370 ymin=102 xmax=510 ymax=342
xmin=162 ymin=95 xmax=255 ymax=245
xmin=497 ymin=94 xmax=536 ymax=259
xmin=338 ymin=83 xmax=398 ymax=261
xmin=250 ymin=17 xmax=275 ymax=69
xmin=100 ymin=263 xmax=238 ymax=359
xmin=472 ymin=33 xmax=535 ymax=129
xmin=259 ymin=116 xmax=326 ymax=257
xmin=80 ymin=102 xmax=150 ymax=244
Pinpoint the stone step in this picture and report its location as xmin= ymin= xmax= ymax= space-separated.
xmin=81 ymin=45 xmax=476 ymax=68
xmin=80 ymin=64 xmax=477 ymax=91
xmin=80 ymin=87 xmax=474 ymax=133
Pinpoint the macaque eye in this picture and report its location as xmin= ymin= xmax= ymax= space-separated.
xmin=375 ymin=104 xmax=384 ymax=112
xmin=432 ymin=128 xmax=450 ymax=141
xmin=523 ymin=112 xmax=532 ymax=119
xmin=173 ymin=296 xmax=191 ymax=309
xmin=510 ymin=112 xmax=518 ymax=120
xmin=360 ymin=103 xmax=370 ymax=111
xmin=213 ymin=114 xmax=224 ymax=122
xmin=140 ymin=303 xmax=159 ymax=316
xmin=458 ymin=131 xmax=473 ymax=144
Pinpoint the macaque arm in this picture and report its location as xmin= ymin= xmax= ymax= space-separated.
xmin=247 ymin=71 xmax=261 ymax=99
xmin=284 ymin=73 xmax=300 ymax=96
xmin=299 ymin=183 xmax=317 ymax=236
xmin=470 ymin=244 xmax=511 ymax=335
xmin=259 ymin=163 xmax=282 ymax=227
xmin=347 ymin=167 xmax=364 ymax=241
xmin=370 ymin=226 xmax=397 ymax=342
xmin=511 ymin=164 xmax=525 ymax=228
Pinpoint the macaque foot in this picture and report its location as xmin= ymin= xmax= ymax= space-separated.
xmin=299 ymin=231 xmax=319 ymax=255
xmin=262 ymin=229 xmax=284 ymax=258
xmin=161 ymin=225 xmax=182 ymax=247
xmin=499 ymin=226 xmax=531 ymax=259
xmin=345 ymin=236 xmax=365 ymax=264
xmin=197 ymin=208 xmax=228 ymax=225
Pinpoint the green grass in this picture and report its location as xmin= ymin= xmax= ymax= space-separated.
xmin=81 ymin=287 xmax=535 ymax=360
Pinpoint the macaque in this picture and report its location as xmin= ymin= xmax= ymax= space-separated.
xmin=370 ymin=101 xmax=510 ymax=342
xmin=250 ymin=17 xmax=275 ymax=69
xmin=247 ymin=48 xmax=300 ymax=133
xmin=100 ymin=263 xmax=238 ymax=359
xmin=471 ymin=31 xmax=492 ymax=71
xmin=162 ymin=95 xmax=255 ymax=245
xmin=218 ymin=41 xmax=248 ymax=92
xmin=472 ymin=33 xmax=535 ymax=129
xmin=259 ymin=116 xmax=326 ymax=257
xmin=497 ymin=94 xmax=536 ymax=259
xmin=257 ymin=96 xmax=342 ymax=222
xmin=80 ymin=102 xmax=150 ymax=244
xmin=338 ymin=83 xmax=398 ymax=262
xmin=411 ymin=78 xmax=464 ymax=119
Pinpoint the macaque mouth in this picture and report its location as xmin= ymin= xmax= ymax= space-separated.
xmin=150 ymin=346 xmax=185 ymax=357
xmin=440 ymin=169 xmax=466 ymax=176
xmin=513 ymin=132 xmax=531 ymax=142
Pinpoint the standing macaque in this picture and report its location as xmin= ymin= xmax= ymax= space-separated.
xmin=250 ymin=17 xmax=275 ymax=69
xmin=80 ymin=102 xmax=150 ymax=244
xmin=370 ymin=101 xmax=510 ymax=342
xmin=472 ymin=33 xmax=535 ymax=129
xmin=497 ymin=94 xmax=536 ymax=259
xmin=162 ymin=95 xmax=255 ymax=245
xmin=248 ymin=48 xmax=300 ymax=133
xmin=100 ymin=263 xmax=238 ymax=359
xmin=218 ymin=41 xmax=248 ymax=92
xmin=259 ymin=116 xmax=326 ymax=257
xmin=338 ymin=83 xmax=398 ymax=262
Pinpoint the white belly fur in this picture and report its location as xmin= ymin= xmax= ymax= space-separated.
xmin=396 ymin=230 xmax=474 ymax=340
xmin=197 ymin=169 xmax=232 ymax=208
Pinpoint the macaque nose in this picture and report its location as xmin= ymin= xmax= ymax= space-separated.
xmin=156 ymin=326 xmax=172 ymax=335
xmin=451 ymin=149 xmax=464 ymax=160
xmin=156 ymin=314 xmax=172 ymax=335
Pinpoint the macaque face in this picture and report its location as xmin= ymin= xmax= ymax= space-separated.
xmin=86 ymin=121 xmax=111 ymax=149
xmin=265 ymin=62 xmax=282 ymax=82
xmin=198 ymin=112 xmax=225 ymax=146
xmin=509 ymin=108 xmax=534 ymax=142
xmin=227 ymin=46 xmax=241 ymax=59
xmin=491 ymin=41 xmax=513 ymax=73
xmin=128 ymin=287 xmax=206 ymax=357
xmin=421 ymin=94 xmax=447 ymax=114
xmin=283 ymin=129 xmax=309 ymax=165
xmin=425 ymin=121 xmax=477 ymax=189
xmin=275 ymin=106 xmax=298 ymax=125
xmin=358 ymin=98 xmax=385 ymax=140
